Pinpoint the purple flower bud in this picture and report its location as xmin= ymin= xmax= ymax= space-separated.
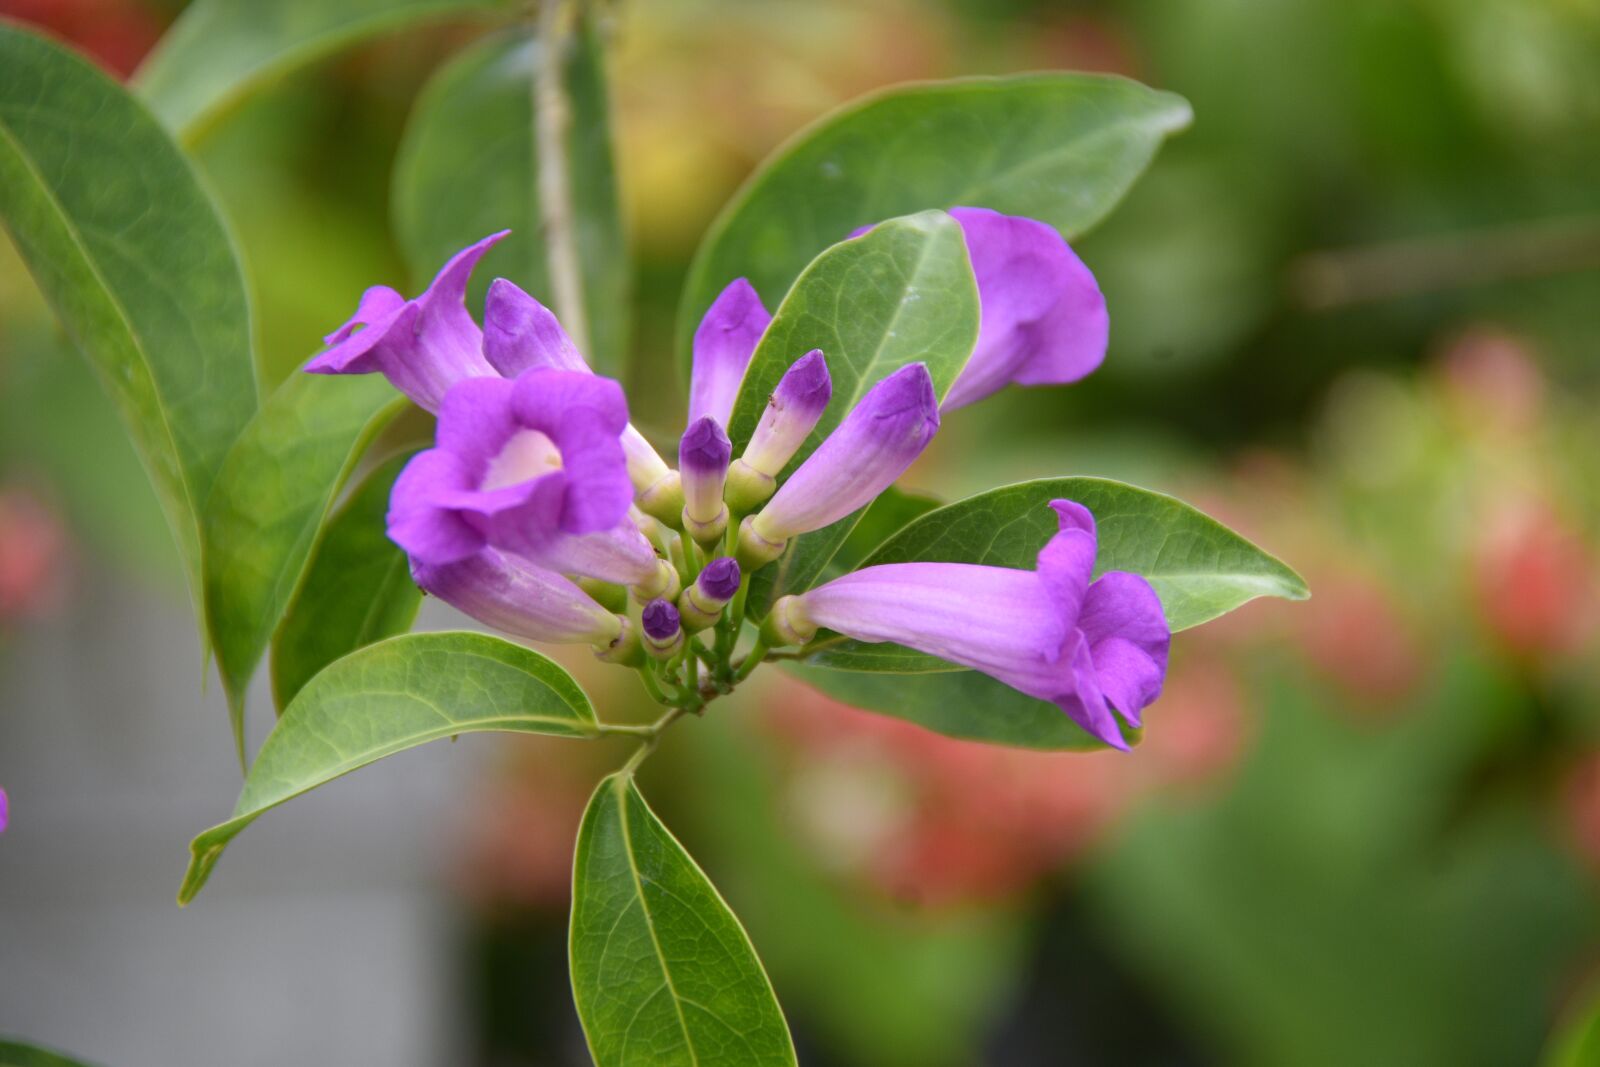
xmin=679 ymin=556 xmax=741 ymax=631
xmin=774 ymin=499 xmax=1168 ymax=750
xmin=689 ymin=278 xmax=771 ymax=426
xmin=413 ymin=549 xmax=623 ymax=648
xmin=306 ymin=231 xmax=508 ymax=412
xmin=679 ymin=417 xmax=731 ymax=541
xmin=745 ymin=363 xmax=938 ymax=556
xmin=698 ymin=557 xmax=742 ymax=602
xmin=641 ymin=597 xmax=684 ymax=658
xmin=0 ymin=785 xmax=8 ymax=833
xmin=728 ymin=350 xmax=832 ymax=510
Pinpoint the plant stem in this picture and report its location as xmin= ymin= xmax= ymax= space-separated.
xmin=635 ymin=665 xmax=671 ymax=706
xmin=733 ymin=638 xmax=768 ymax=683
xmin=535 ymin=0 xmax=590 ymax=354
xmin=620 ymin=705 xmax=691 ymax=776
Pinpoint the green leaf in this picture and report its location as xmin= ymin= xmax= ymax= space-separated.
xmin=179 ymin=632 xmax=596 ymax=905
xmin=570 ymin=773 xmax=798 ymax=1067
xmin=203 ymin=372 xmax=407 ymax=755
xmin=824 ymin=487 xmax=941 ymax=578
xmin=270 ymin=451 xmax=422 ymax=709
xmin=0 ymin=25 xmax=256 ymax=625
xmin=729 ymin=211 xmax=978 ymax=618
xmin=392 ymin=21 xmax=628 ymax=373
xmin=789 ymin=478 xmax=1306 ymax=749
xmin=0 ymin=1038 xmax=103 ymax=1067
xmin=782 ymin=662 xmax=1106 ymax=751
xmin=679 ymin=73 xmax=1191 ymax=371
xmin=1546 ymin=980 xmax=1600 ymax=1067
xmin=134 ymin=0 xmax=513 ymax=140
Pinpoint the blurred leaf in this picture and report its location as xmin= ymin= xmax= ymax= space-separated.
xmin=179 ymin=631 xmax=595 ymax=905
xmin=392 ymin=21 xmax=628 ymax=373
xmin=808 ymin=476 xmax=1308 ymax=673
xmin=0 ymin=1037 xmax=103 ymax=1067
xmin=0 ymin=25 xmax=256 ymax=623
xmin=732 ymin=211 xmax=978 ymax=618
xmin=1087 ymin=658 xmax=1597 ymax=1066
xmin=570 ymin=772 xmax=798 ymax=1067
xmin=1546 ymin=978 xmax=1600 ymax=1067
xmin=203 ymin=372 xmax=406 ymax=759
xmin=269 ymin=451 xmax=422 ymax=709
xmin=679 ymin=73 xmax=1191 ymax=372
xmin=135 ymin=0 xmax=513 ymax=140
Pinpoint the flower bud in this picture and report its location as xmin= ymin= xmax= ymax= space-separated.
xmin=678 ymin=556 xmax=741 ymax=631
xmin=641 ymin=598 xmax=684 ymax=659
xmin=748 ymin=363 xmax=938 ymax=549
xmin=727 ymin=350 xmax=832 ymax=512
xmin=594 ymin=615 xmax=643 ymax=667
xmin=679 ymin=416 xmax=731 ymax=546
xmin=689 ymin=278 xmax=770 ymax=426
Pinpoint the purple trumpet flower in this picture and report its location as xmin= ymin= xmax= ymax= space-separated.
xmin=387 ymin=368 xmax=672 ymax=596
xmin=640 ymin=597 xmax=684 ymax=658
xmin=482 ymin=276 xmax=683 ymax=522
xmin=688 ymin=279 xmax=771 ymax=427
xmin=739 ymin=363 xmax=939 ymax=566
xmin=765 ymin=499 xmax=1168 ymax=750
xmin=726 ymin=349 xmax=832 ymax=511
xmin=307 ymin=231 xmax=508 ymax=413
xmin=414 ymin=549 xmax=625 ymax=649
xmin=679 ymin=556 xmax=741 ymax=631
xmin=854 ymin=208 xmax=1107 ymax=411
xmin=679 ymin=416 xmax=731 ymax=545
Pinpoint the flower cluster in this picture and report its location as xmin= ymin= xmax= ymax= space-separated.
xmin=308 ymin=209 xmax=1169 ymax=748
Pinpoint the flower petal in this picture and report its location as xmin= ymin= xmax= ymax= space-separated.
xmin=413 ymin=548 xmax=621 ymax=646
xmin=387 ymin=449 xmax=485 ymax=564
xmin=941 ymin=207 xmax=1107 ymax=411
xmin=482 ymin=277 xmax=588 ymax=376
xmin=1077 ymin=570 xmax=1169 ymax=727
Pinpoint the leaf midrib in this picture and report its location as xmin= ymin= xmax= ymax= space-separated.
xmin=0 ymin=111 xmax=202 ymax=557
xmin=615 ymin=775 xmax=703 ymax=1067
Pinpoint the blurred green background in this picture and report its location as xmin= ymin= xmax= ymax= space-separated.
xmin=2 ymin=1 xmax=1598 ymax=1064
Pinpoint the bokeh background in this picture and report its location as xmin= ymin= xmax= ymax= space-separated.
xmin=2 ymin=1 xmax=1599 ymax=1064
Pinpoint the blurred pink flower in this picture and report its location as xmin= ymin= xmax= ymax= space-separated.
xmin=1470 ymin=497 xmax=1598 ymax=664
xmin=0 ymin=485 xmax=72 ymax=624
xmin=0 ymin=0 xmax=162 ymax=77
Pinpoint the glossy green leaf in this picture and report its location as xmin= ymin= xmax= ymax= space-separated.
xmin=180 ymin=632 xmax=595 ymax=905
xmin=135 ymin=0 xmax=513 ymax=140
xmin=570 ymin=773 xmax=797 ymax=1067
xmin=269 ymin=451 xmax=422 ymax=709
xmin=782 ymin=661 xmax=1105 ymax=751
xmin=0 ymin=25 xmax=256 ymax=623
xmin=204 ymin=372 xmax=407 ymax=756
xmin=392 ymin=21 xmax=628 ymax=373
xmin=0 ymin=1038 xmax=102 ymax=1067
xmin=730 ymin=211 xmax=978 ymax=618
xmin=679 ymin=73 xmax=1191 ymax=370
xmin=824 ymin=487 xmax=941 ymax=578
xmin=788 ymin=478 xmax=1305 ymax=749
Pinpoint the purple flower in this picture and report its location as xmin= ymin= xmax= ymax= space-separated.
xmin=414 ymin=549 xmax=624 ymax=648
xmin=387 ymin=368 xmax=670 ymax=595
xmin=688 ymin=279 xmax=771 ymax=427
xmin=679 ymin=556 xmax=741 ymax=631
xmin=679 ymin=416 xmax=731 ymax=543
xmin=739 ymin=363 xmax=938 ymax=565
xmin=307 ymin=231 xmax=508 ymax=413
xmin=854 ymin=209 xmax=1107 ymax=411
xmin=0 ymin=786 xmax=8 ymax=834
xmin=765 ymin=499 xmax=1168 ymax=750
xmin=726 ymin=350 xmax=832 ymax=511
xmin=640 ymin=597 xmax=683 ymax=658
xmin=482 ymin=275 xmax=682 ymax=520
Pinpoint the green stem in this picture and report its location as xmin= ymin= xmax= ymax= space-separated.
xmin=620 ymin=704 xmax=691 ymax=776
xmin=733 ymin=638 xmax=768 ymax=683
xmin=635 ymin=665 xmax=671 ymax=706
xmin=535 ymin=0 xmax=590 ymax=354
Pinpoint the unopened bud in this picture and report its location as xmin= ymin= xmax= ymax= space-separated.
xmin=641 ymin=598 xmax=684 ymax=659
xmin=678 ymin=557 xmax=741 ymax=631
